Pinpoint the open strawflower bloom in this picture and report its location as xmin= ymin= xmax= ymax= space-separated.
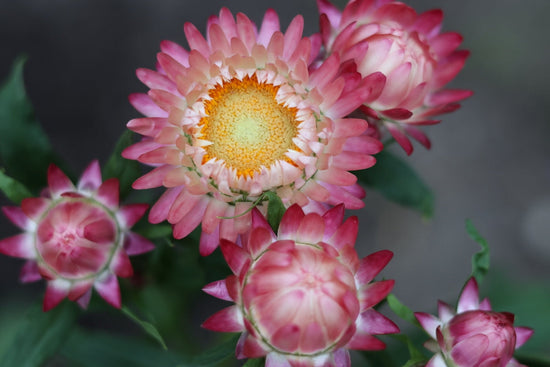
xmin=202 ymin=205 xmax=399 ymax=367
xmin=415 ymin=277 xmax=534 ymax=367
xmin=0 ymin=1 xmax=545 ymax=366
xmin=123 ymin=7 xmax=383 ymax=255
xmin=0 ymin=161 xmax=154 ymax=311
xmin=317 ymin=0 xmax=472 ymax=154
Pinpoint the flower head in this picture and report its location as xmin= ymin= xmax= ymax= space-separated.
xmin=123 ymin=8 xmax=382 ymax=255
xmin=318 ymin=0 xmax=472 ymax=154
xmin=0 ymin=161 xmax=154 ymax=311
xmin=415 ymin=278 xmax=534 ymax=367
xmin=202 ymin=205 xmax=398 ymax=367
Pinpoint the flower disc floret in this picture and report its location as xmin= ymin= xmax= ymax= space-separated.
xmin=0 ymin=161 xmax=155 ymax=311
xmin=318 ymin=0 xmax=472 ymax=154
xmin=415 ymin=278 xmax=534 ymax=367
xmin=202 ymin=205 xmax=399 ymax=367
xmin=123 ymin=7 xmax=382 ymax=255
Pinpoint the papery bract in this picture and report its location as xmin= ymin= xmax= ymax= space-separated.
xmin=123 ymin=7 xmax=382 ymax=255
xmin=415 ymin=278 xmax=534 ymax=367
xmin=318 ymin=0 xmax=472 ymax=154
xmin=202 ymin=205 xmax=399 ymax=367
xmin=0 ymin=161 xmax=154 ymax=311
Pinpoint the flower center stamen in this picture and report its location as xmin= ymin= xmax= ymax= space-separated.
xmin=200 ymin=75 xmax=299 ymax=178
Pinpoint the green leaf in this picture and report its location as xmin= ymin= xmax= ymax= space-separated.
xmin=61 ymin=328 xmax=181 ymax=367
xmin=178 ymin=334 xmax=239 ymax=367
xmin=0 ymin=301 xmax=78 ymax=367
xmin=387 ymin=294 xmax=420 ymax=327
xmin=264 ymin=191 xmax=285 ymax=232
xmin=121 ymin=305 xmax=168 ymax=350
xmin=355 ymin=150 xmax=434 ymax=218
xmin=0 ymin=168 xmax=32 ymax=204
xmin=389 ymin=335 xmax=428 ymax=367
xmin=103 ymin=130 xmax=142 ymax=199
xmin=466 ymin=219 xmax=490 ymax=284
xmin=0 ymin=56 xmax=61 ymax=191
xmin=242 ymin=358 xmax=265 ymax=367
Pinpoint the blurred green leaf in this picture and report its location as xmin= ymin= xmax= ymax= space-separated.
xmin=121 ymin=305 xmax=167 ymax=350
xmin=389 ymin=334 xmax=428 ymax=367
xmin=103 ymin=130 xmax=142 ymax=200
xmin=242 ymin=358 xmax=264 ymax=367
xmin=355 ymin=150 xmax=434 ymax=218
xmin=61 ymin=328 xmax=181 ymax=367
xmin=387 ymin=294 xmax=420 ymax=328
xmin=264 ymin=191 xmax=285 ymax=232
xmin=466 ymin=219 xmax=490 ymax=284
xmin=0 ymin=168 xmax=32 ymax=204
xmin=178 ymin=334 xmax=239 ymax=367
xmin=0 ymin=301 xmax=78 ymax=367
xmin=0 ymin=56 xmax=61 ymax=191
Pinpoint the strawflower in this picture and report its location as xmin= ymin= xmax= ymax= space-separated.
xmin=415 ymin=278 xmax=534 ymax=367
xmin=123 ymin=7 xmax=382 ymax=255
xmin=318 ymin=0 xmax=472 ymax=154
xmin=202 ymin=205 xmax=399 ymax=367
xmin=0 ymin=161 xmax=154 ymax=311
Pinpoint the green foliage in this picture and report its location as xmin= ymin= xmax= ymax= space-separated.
xmin=387 ymin=294 xmax=420 ymax=328
xmin=0 ymin=168 xmax=32 ymax=204
xmin=177 ymin=334 xmax=240 ymax=367
xmin=61 ymin=329 xmax=181 ymax=367
xmin=0 ymin=301 xmax=78 ymax=367
xmin=242 ymin=358 xmax=265 ymax=367
xmin=103 ymin=130 xmax=142 ymax=200
xmin=355 ymin=150 xmax=434 ymax=218
xmin=0 ymin=57 xmax=61 ymax=192
xmin=121 ymin=305 xmax=168 ymax=350
xmin=466 ymin=219 xmax=490 ymax=284
xmin=264 ymin=191 xmax=285 ymax=232
xmin=389 ymin=335 xmax=428 ymax=367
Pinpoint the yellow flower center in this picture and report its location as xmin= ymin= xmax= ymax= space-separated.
xmin=200 ymin=75 xmax=299 ymax=178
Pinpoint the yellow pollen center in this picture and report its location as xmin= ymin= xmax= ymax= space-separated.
xmin=200 ymin=75 xmax=299 ymax=178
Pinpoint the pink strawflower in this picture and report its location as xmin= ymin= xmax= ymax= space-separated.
xmin=0 ymin=161 xmax=154 ymax=311
xmin=123 ymin=8 xmax=382 ymax=255
xmin=202 ymin=205 xmax=399 ymax=367
xmin=318 ymin=0 xmax=472 ymax=154
xmin=415 ymin=278 xmax=534 ymax=367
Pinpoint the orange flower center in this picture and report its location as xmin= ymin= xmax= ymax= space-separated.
xmin=200 ymin=75 xmax=299 ymax=178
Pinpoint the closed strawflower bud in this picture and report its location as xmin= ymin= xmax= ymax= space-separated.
xmin=317 ymin=0 xmax=472 ymax=154
xmin=439 ymin=310 xmax=516 ymax=367
xmin=202 ymin=204 xmax=399 ymax=367
xmin=0 ymin=161 xmax=155 ymax=311
xmin=415 ymin=278 xmax=534 ymax=367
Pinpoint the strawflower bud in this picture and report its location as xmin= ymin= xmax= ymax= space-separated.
xmin=415 ymin=278 xmax=534 ymax=367
xmin=202 ymin=204 xmax=399 ymax=367
xmin=0 ymin=161 xmax=155 ymax=311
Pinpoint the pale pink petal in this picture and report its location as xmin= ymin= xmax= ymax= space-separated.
xmin=201 ymin=305 xmax=244 ymax=332
xmin=124 ymin=232 xmax=155 ymax=256
xmin=78 ymin=160 xmax=102 ymax=192
xmin=95 ymin=274 xmax=121 ymax=308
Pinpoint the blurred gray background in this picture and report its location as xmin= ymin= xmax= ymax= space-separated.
xmin=0 ymin=0 xmax=548 ymax=355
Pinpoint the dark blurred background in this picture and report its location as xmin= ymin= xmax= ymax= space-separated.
xmin=0 ymin=0 xmax=549 ymax=360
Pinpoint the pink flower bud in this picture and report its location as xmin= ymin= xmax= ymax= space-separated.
xmin=0 ymin=161 xmax=155 ymax=311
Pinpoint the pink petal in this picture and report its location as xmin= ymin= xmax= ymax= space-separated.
xmin=427 ymin=89 xmax=473 ymax=106
xmin=322 ymin=204 xmax=344 ymax=239
xmin=76 ymin=289 xmax=92 ymax=309
xmin=431 ymin=32 xmax=463 ymax=58
xmin=160 ymin=40 xmax=189 ymax=67
xmin=426 ymin=354 xmax=447 ymax=367
xmin=247 ymin=227 xmax=275 ymax=259
xmin=457 ymin=277 xmax=480 ymax=313
xmin=2 ymin=206 xmax=32 ymax=230
xmin=124 ymin=232 xmax=155 ymax=256
xmin=201 ymin=305 xmax=243 ymax=332
xmin=136 ymin=68 xmax=178 ymax=94
xmin=359 ymin=280 xmax=395 ymax=310
xmin=296 ymin=213 xmax=325 ymax=244
xmin=451 ymin=334 xmax=488 ymax=366
xmin=172 ymin=197 xmax=208 ymax=239
xmin=412 ymin=9 xmax=443 ymax=37
xmin=356 ymin=309 xmax=400 ymax=335
xmin=110 ymin=250 xmax=134 ymax=278
xmin=220 ymin=239 xmax=250 ymax=276
xmin=21 ymin=197 xmax=51 ymax=221
xmin=333 ymin=151 xmax=376 ymax=171
xmin=438 ymin=301 xmax=455 ymax=323
xmin=0 ymin=233 xmax=35 ymax=259
xmin=95 ymin=274 xmax=122 ymax=308
xmin=356 ymin=250 xmax=393 ymax=284
xmin=403 ymin=125 xmax=431 ymax=150
xmin=381 ymin=108 xmax=413 ymax=120
xmin=96 ymin=178 xmax=120 ymax=210
xmin=83 ymin=218 xmax=116 ymax=244
xmin=346 ymin=333 xmax=386 ymax=351
xmin=278 ymin=204 xmax=305 ymax=240
xmin=258 ymin=9 xmax=280 ymax=46
xmin=203 ymin=280 xmax=232 ymax=301
xmin=19 ymin=260 xmax=41 ymax=283
xmin=386 ymin=123 xmax=413 ymax=155
xmin=77 ymin=160 xmax=102 ymax=192
xmin=128 ymin=93 xmax=167 ymax=118
xmin=43 ymin=281 xmax=69 ymax=311
xmin=47 ymin=164 xmax=74 ymax=197
xmin=148 ymin=186 xmax=182 ymax=223
xmin=127 ymin=117 xmax=167 ymax=137
xmin=515 ymin=327 xmax=534 ymax=348
xmin=199 ymin=225 xmax=220 ymax=256
xmin=333 ymin=349 xmax=351 ymax=367
xmin=118 ymin=203 xmax=148 ymax=228
xmin=68 ymin=280 xmax=94 ymax=302
xmin=184 ymin=22 xmax=211 ymax=57
xmin=241 ymin=333 xmax=268 ymax=358
xmin=317 ymin=0 xmax=342 ymax=28
xmin=415 ymin=312 xmax=441 ymax=339
xmin=329 ymin=216 xmax=358 ymax=250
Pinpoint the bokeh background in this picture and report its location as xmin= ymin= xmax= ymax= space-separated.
xmin=1 ymin=0 xmax=549 ymax=362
